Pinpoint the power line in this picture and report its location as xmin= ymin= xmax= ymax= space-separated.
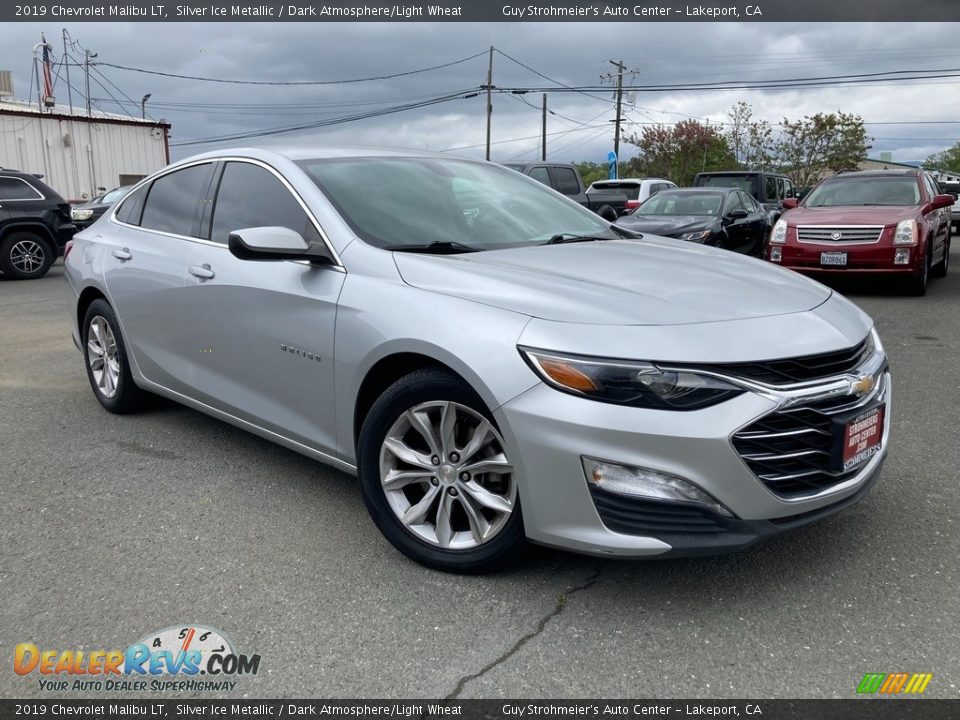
xmin=96 ymin=51 xmax=487 ymax=86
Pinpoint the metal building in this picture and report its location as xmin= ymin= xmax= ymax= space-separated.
xmin=0 ymin=98 xmax=171 ymax=201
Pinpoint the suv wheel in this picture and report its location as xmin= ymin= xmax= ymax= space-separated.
xmin=82 ymin=299 xmax=151 ymax=413
xmin=908 ymin=245 xmax=931 ymax=296
xmin=357 ymin=368 xmax=525 ymax=573
xmin=931 ymin=237 xmax=950 ymax=278
xmin=0 ymin=231 xmax=55 ymax=280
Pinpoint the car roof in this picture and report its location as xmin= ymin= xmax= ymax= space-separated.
xmin=180 ymin=145 xmax=472 ymax=165
xmin=656 ymin=187 xmax=736 ymax=194
xmin=697 ymin=170 xmax=790 ymax=177
xmin=829 ymin=169 xmax=921 ymax=178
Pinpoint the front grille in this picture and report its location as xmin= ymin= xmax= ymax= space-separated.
xmin=797 ymin=225 xmax=884 ymax=243
xmin=692 ymin=338 xmax=871 ymax=386
xmin=732 ymin=379 xmax=885 ymax=499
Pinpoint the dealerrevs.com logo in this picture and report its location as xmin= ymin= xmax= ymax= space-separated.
xmin=14 ymin=625 xmax=261 ymax=692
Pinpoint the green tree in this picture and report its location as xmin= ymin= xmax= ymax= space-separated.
xmin=725 ymin=101 xmax=775 ymax=170
xmin=774 ymin=112 xmax=871 ymax=188
xmin=574 ymin=162 xmax=609 ymax=187
xmin=924 ymin=143 xmax=960 ymax=173
xmin=623 ymin=119 xmax=735 ymax=186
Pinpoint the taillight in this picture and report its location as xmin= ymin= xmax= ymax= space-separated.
xmin=64 ymin=240 xmax=74 ymax=260
xmin=625 ymin=199 xmax=641 ymax=210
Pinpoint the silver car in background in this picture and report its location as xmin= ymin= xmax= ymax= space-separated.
xmin=64 ymin=147 xmax=890 ymax=573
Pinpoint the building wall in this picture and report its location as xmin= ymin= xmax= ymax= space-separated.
xmin=0 ymin=112 xmax=168 ymax=200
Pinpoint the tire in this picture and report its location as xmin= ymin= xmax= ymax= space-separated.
xmin=932 ymin=236 xmax=950 ymax=278
xmin=0 ymin=231 xmax=55 ymax=280
xmin=82 ymin=299 xmax=151 ymax=414
xmin=596 ymin=205 xmax=618 ymax=223
xmin=908 ymin=245 xmax=931 ymax=296
xmin=357 ymin=367 xmax=526 ymax=573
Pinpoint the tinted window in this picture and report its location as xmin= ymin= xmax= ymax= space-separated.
xmin=140 ymin=164 xmax=214 ymax=237
xmin=550 ymin=167 xmax=581 ymax=196
xmin=528 ymin=167 xmax=550 ymax=186
xmin=783 ymin=179 xmax=794 ymax=198
xmin=0 ymin=177 xmax=43 ymax=200
xmin=634 ymin=191 xmax=723 ymax=217
xmin=724 ymin=192 xmax=745 ymax=214
xmin=115 ymin=184 xmax=148 ymax=226
xmin=697 ymin=174 xmax=757 ymax=196
xmin=210 ymin=162 xmax=320 ymax=246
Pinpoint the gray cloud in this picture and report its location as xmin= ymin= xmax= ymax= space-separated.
xmin=1 ymin=22 xmax=958 ymax=165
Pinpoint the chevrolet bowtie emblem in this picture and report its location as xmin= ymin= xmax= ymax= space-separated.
xmin=850 ymin=374 xmax=876 ymax=397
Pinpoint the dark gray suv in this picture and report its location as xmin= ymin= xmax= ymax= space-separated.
xmin=0 ymin=170 xmax=76 ymax=279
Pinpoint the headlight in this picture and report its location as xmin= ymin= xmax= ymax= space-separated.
xmin=894 ymin=218 xmax=917 ymax=245
xmin=520 ymin=348 xmax=744 ymax=410
xmin=679 ymin=229 xmax=712 ymax=241
xmin=72 ymin=208 xmax=93 ymax=221
xmin=770 ymin=218 xmax=787 ymax=243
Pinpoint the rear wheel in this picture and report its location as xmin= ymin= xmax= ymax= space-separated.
xmin=357 ymin=368 xmax=525 ymax=573
xmin=0 ymin=231 xmax=55 ymax=280
xmin=82 ymin=299 xmax=151 ymax=413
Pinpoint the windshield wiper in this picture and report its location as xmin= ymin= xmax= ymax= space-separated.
xmin=384 ymin=241 xmax=480 ymax=254
xmin=545 ymin=233 xmax=619 ymax=245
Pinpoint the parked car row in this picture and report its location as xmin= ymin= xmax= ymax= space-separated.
xmin=0 ymin=170 xmax=131 ymax=280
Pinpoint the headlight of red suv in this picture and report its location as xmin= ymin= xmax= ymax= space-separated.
xmin=894 ymin=218 xmax=918 ymax=245
xmin=770 ymin=218 xmax=788 ymax=243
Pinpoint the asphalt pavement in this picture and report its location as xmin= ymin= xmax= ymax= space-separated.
xmin=1 ymin=254 xmax=958 ymax=699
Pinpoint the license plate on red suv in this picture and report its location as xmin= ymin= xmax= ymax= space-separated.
xmin=820 ymin=251 xmax=848 ymax=266
xmin=834 ymin=405 xmax=885 ymax=471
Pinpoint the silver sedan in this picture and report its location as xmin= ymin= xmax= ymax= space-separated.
xmin=64 ymin=147 xmax=891 ymax=572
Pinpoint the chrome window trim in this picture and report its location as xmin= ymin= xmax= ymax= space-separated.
xmin=795 ymin=224 xmax=886 ymax=246
xmin=0 ymin=175 xmax=45 ymax=201
xmin=109 ymin=156 xmax=345 ymax=270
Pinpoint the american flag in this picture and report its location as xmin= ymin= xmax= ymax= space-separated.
xmin=40 ymin=34 xmax=53 ymax=99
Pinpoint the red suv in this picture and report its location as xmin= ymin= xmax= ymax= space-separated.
xmin=767 ymin=170 xmax=953 ymax=295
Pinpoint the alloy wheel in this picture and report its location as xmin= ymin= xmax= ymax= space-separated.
xmin=87 ymin=316 xmax=121 ymax=399
xmin=378 ymin=401 xmax=516 ymax=550
xmin=10 ymin=239 xmax=45 ymax=274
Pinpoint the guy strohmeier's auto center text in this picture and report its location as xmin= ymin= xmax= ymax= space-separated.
xmin=502 ymin=4 xmax=763 ymax=18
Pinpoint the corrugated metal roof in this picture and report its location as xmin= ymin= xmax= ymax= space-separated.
xmin=0 ymin=98 xmax=164 ymax=125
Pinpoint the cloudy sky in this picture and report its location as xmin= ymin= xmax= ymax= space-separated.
xmin=2 ymin=22 xmax=959 ymax=165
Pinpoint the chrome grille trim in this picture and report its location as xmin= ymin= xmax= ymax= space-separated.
xmin=796 ymin=225 xmax=884 ymax=244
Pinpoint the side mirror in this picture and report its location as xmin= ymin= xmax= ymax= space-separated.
xmin=228 ymin=226 xmax=330 ymax=263
xmin=782 ymin=198 xmax=799 ymax=210
xmin=724 ymin=208 xmax=749 ymax=221
xmin=949 ymin=192 xmax=959 ymax=200
xmin=930 ymin=194 xmax=955 ymax=210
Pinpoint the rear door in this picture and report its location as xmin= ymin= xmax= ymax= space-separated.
xmin=101 ymin=162 xmax=216 ymax=393
xmin=180 ymin=159 xmax=345 ymax=456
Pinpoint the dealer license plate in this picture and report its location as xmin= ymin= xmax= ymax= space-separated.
xmin=837 ymin=405 xmax=885 ymax=471
xmin=820 ymin=251 xmax=848 ymax=266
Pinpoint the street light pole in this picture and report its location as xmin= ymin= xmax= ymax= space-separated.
xmin=141 ymin=93 xmax=151 ymax=120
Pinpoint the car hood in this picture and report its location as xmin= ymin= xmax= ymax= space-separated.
xmin=784 ymin=205 xmax=917 ymax=225
xmin=615 ymin=214 xmax=715 ymax=236
xmin=393 ymin=237 xmax=832 ymax=326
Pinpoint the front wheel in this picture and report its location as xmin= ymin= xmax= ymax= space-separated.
xmin=908 ymin=246 xmax=931 ymax=296
xmin=82 ymin=299 xmax=151 ymax=413
xmin=357 ymin=368 xmax=525 ymax=573
xmin=932 ymin=237 xmax=950 ymax=278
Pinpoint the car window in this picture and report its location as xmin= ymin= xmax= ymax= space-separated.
xmin=783 ymin=179 xmax=794 ymax=198
xmin=634 ymin=191 xmax=723 ymax=217
xmin=101 ymin=187 xmax=129 ymax=204
xmin=0 ymin=176 xmax=43 ymax=200
xmin=210 ymin=162 xmax=321 ymax=246
xmin=804 ymin=176 xmax=921 ymax=207
xmin=724 ymin=192 xmax=745 ymax=214
xmin=140 ymin=163 xmax=215 ymax=237
xmin=697 ymin=174 xmax=757 ymax=196
xmin=764 ymin=176 xmax=779 ymax=203
xmin=114 ymin=184 xmax=149 ymax=226
xmin=549 ymin=167 xmax=581 ymax=196
xmin=922 ymin=174 xmax=938 ymax=201
xmin=527 ymin=167 xmax=550 ymax=186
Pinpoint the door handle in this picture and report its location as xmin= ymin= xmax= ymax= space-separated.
xmin=112 ymin=248 xmax=132 ymax=261
xmin=188 ymin=264 xmax=216 ymax=280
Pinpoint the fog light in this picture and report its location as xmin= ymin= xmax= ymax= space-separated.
xmin=894 ymin=248 xmax=911 ymax=265
xmin=769 ymin=246 xmax=782 ymax=263
xmin=582 ymin=457 xmax=733 ymax=517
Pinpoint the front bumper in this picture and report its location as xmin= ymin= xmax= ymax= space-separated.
xmin=496 ymin=361 xmax=890 ymax=558
xmin=772 ymin=241 xmax=922 ymax=274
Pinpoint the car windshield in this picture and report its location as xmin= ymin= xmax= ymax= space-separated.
xmin=697 ymin=174 xmax=756 ymax=194
xmin=634 ymin=191 xmax=723 ymax=217
xmin=804 ymin=176 xmax=922 ymax=207
xmin=297 ymin=157 xmax=612 ymax=251
xmin=101 ymin=187 xmax=129 ymax=204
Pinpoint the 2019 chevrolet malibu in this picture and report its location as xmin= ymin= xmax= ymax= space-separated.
xmin=65 ymin=147 xmax=891 ymax=573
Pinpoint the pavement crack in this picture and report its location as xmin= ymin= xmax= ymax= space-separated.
xmin=445 ymin=564 xmax=606 ymax=700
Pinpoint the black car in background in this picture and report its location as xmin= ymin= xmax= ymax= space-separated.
xmin=71 ymin=186 xmax=132 ymax=229
xmin=614 ymin=187 xmax=771 ymax=257
xmin=0 ymin=170 xmax=76 ymax=280
xmin=693 ymin=170 xmax=797 ymax=218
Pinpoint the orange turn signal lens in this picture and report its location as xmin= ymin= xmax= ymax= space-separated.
xmin=536 ymin=357 xmax=598 ymax=392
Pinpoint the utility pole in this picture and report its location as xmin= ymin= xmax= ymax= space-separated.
xmin=84 ymin=49 xmax=94 ymax=117
xmin=541 ymin=93 xmax=547 ymax=161
xmin=484 ymin=46 xmax=493 ymax=161
xmin=610 ymin=60 xmax=625 ymax=176
xmin=62 ymin=29 xmax=73 ymax=114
